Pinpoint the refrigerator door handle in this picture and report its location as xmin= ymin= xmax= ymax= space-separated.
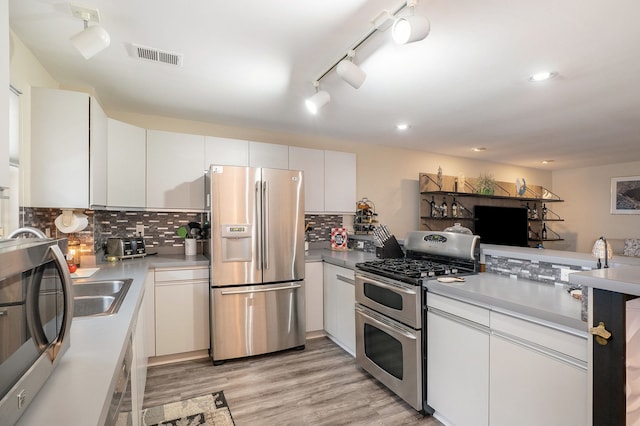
xmin=255 ymin=180 xmax=262 ymax=271
xmin=263 ymin=180 xmax=269 ymax=271
xmin=220 ymin=284 xmax=302 ymax=295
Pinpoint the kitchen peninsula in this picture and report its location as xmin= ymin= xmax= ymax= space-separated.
xmin=570 ymin=266 xmax=640 ymax=426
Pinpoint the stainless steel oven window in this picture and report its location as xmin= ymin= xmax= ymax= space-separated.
xmin=364 ymin=323 xmax=403 ymax=379
xmin=355 ymin=305 xmax=423 ymax=411
xmin=363 ymin=283 xmax=403 ymax=311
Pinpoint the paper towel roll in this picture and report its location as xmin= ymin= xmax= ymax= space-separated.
xmin=54 ymin=211 xmax=88 ymax=234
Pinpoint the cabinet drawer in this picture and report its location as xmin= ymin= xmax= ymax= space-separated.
xmin=490 ymin=311 xmax=587 ymax=362
xmin=323 ymin=263 xmax=354 ymax=284
xmin=427 ymin=292 xmax=490 ymax=327
xmin=155 ymin=267 xmax=209 ymax=283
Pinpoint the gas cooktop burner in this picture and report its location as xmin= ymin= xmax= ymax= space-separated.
xmin=356 ymin=258 xmax=468 ymax=285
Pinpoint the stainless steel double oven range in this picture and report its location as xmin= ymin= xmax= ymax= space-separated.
xmin=355 ymin=231 xmax=480 ymax=413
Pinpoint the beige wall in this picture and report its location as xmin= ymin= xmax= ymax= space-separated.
xmin=552 ymin=161 xmax=640 ymax=253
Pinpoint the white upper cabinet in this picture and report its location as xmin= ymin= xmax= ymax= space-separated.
xmin=249 ymin=141 xmax=288 ymax=169
xmin=146 ymin=129 xmax=205 ymax=210
xmin=31 ymin=88 xmax=91 ymax=208
xmin=289 ymin=146 xmax=324 ymax=212
xmin=107 ymin=119 xmax=146 ymax=208
xmin=89 ymin=98 xmax=108 ymax=207
xmin=204 ymin=136 xmax=248 ymax=168
xmin=324 ymin=150 xmax=356 ymax=213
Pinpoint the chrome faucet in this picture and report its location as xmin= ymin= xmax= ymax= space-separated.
xmin=7 ymin=227 xmax=48 ymax=239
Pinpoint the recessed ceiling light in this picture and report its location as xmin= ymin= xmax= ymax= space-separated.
xmin=541 ymin=160 xmax=554 ymax=164
xmin=396 ymin=123 xmax=409 ymax=131
xmin=472 ymin=147 xmax=487 ymax=152
xmin=529 ymin=71 xmax=557 ymax=82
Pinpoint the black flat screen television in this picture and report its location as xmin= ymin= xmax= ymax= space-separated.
xmin=474 ymin=205 xmax=529 ymax=247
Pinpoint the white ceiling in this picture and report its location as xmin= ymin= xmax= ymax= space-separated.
xmin=9 ymin=0 xmax=640 ymax=171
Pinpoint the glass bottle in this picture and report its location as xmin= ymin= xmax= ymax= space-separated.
xmin=532 ymin=203 xmax=538 ymax=220
xmin=441 ymin=197 xmax=448 ymax=218
xmin=541 ymin=223 xmax=548 ymax=240
xmin=541 ymin=203 xmax=548 ymax=220
xmin=430 ymin=196 xmax=437 ymax=217
xmin=451 ymin=197 xmax=458 ymax=218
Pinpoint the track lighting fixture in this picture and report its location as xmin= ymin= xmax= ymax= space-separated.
xmin=392 ymin=0 xmax=430 ymax=44
xmin=305 ymin=1 xmax=430 ymax=114
xmin=69 ymin=4 xmax=110 ymax=59
xmin=305 ymin=82 xmax=331 ymax=114
xmin=337 ymin=50 xmax=367 ymax=89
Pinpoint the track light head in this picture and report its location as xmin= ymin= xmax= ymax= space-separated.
xmin=392 ymin=14 xmax=430 ymax=44
xmin=71 ymin=24 xmax=111 ymax=59
xmin=336 ymin=56 xmax=366 ymax=89
xmin=305 ymin=87 xmax=330 ymax=115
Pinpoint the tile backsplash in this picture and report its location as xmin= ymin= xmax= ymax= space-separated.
xmin=22 ymin=207 xmax=344 ymax=255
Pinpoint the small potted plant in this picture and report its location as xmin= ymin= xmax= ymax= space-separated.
xmin=476 ymin=173 xmax=496 ymax=195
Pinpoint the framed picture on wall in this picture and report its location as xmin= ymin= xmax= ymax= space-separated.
xmin=611 ymin=176 xmax=640 ymax=214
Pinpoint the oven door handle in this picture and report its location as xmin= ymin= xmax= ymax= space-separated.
xmin=356 ymin=305 xmax=417 ymax=340
xmin=357 ymin=274 xmax=416 ymax=295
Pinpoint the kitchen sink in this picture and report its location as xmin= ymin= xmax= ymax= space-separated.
xmin=72 ymin=279 xmax=133 ymax=318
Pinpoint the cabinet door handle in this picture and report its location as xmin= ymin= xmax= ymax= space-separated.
xmin=590 ymin=321 xmax=612 ymax=346
xmin=336 ymin=275 xmax=355 ymax=285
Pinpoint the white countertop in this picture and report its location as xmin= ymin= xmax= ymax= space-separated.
xmin=306 ymin=248 xmax=377 ymax=269
xmin=569 ymin=266 xmax=640 ymax=296
xmin=425 ymin=273 xmax=586 ymax=332
xmin=16 ymin=254 xmax=209 ymax=426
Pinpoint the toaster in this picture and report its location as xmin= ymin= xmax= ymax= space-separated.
xmin=106 ymin=237 xmax=146 ymax=259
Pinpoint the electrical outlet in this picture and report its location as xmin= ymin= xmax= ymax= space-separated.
xmin=560 ymin=268 xmax=576 ymax=282
xmin=356 ymin=241 xmax=364 ymax=249
xmin=136 ymin=224 xmax=145 ymax=236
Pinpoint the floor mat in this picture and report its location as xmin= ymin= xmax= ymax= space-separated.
xmin=141 ymin=391 xmax=235 ymax=426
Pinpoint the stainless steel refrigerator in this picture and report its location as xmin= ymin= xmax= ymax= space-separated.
xmin=205 ymin=165 xmax=305 ymax=363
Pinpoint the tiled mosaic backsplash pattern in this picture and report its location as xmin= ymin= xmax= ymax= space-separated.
xmin=93 ymin=211 xmax=205 ymax=252
xmin=21 ymin=207 xmax=205 ymax=255
xmin=484 ymin=255 xmax=591 ymax=283
xmin=21 ymin=208 xmax=95 ymax=258
xmin=305 ymin=214 xmax=344 ymax=242
xmin=485 ymin=254 xmax=591 ymax=321
xmin=23 ymin=208 xmax=342 ymax=251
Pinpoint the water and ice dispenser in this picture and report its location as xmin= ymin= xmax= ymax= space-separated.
xmin=220 ymin=224 xmax=252 ymax=262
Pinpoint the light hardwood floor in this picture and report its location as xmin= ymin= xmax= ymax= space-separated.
xmin=144 ymin=337 xmax=442 ymax=425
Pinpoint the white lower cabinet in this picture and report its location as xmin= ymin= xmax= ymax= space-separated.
xmin=323 ymin=262 xmax=355 ymax=355
xmin=489 ymin=312 xmax=588 ymax=426
xmin=154 ymin=267 xmax=210 ymax=357
xmin=427 ymin=293 xmax=588 ymax=426
xmin=305 ymin=261 xmax=324 ymax=332
xmin=426 ymin=293 xmax=489 ymax=426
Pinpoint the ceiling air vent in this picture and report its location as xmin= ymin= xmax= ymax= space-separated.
xmin=127 ymin=43 xmax=183 ymax=67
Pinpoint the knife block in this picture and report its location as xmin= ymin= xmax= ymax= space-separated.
xmin=376 ymin=235 xmax=405 ymax=259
